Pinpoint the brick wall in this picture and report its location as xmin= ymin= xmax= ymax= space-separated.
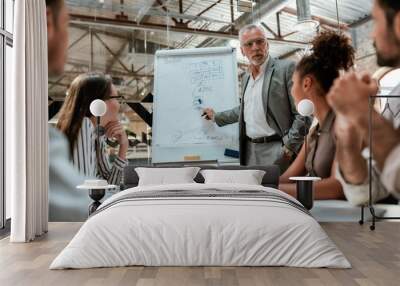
xmin=351 ymin=20 xmax=378 ymax=73
xmin=282 ymin=20 xmax=379 ymax=73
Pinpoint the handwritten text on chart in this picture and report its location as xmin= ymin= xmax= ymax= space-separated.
xmin=187 ymin=60 xmax=224 ymax=84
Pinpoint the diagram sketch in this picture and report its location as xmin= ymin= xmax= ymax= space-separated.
xmin=153 ymin=47 xmax=239 ymax=163
xmin=187 ymin=60 xmax=224 ymax=84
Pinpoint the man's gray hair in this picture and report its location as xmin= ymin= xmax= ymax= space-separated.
xmin=238 ymin=24 xmax=268 ymax=44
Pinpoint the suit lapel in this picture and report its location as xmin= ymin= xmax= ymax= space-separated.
xmin=240 ymin=74 xmax=250 ymax=121
xmin=261 ymin=57 xmax=275 ymax=114
xmin=242 ymin=73 xmax=250 ymax=100
xmin=239 ymin=73 xmax=250 ymax=165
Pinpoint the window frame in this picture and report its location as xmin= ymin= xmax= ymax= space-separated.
xmin=5 ymin=0 xmax=14 ymax=34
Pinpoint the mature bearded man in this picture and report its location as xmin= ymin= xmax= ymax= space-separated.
xmin=203 ymin=24 xmax=310 ymax=172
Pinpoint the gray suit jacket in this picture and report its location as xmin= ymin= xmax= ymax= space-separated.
xmin=214 ymin=57 xmax=311 ymax=165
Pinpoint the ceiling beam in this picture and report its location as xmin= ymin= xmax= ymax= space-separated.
xmin=278 ymin=48 xmax=302 ymax=59
xmin=70 ymin=13 xmax=309 ymax=46
xmin=132 ymin=79 xmax=154 ymax=100
xmin=276 ymin=12 xmax=282 ymax=38
xmin=70 ymin=13 xmax=238 ymax=40
xmin=349 ymin=15 xmax=372 ymax=28
xmin=93 ymin=32 xmax=131 ymax=73
xmin=176 ymin=22 xmax=210 ymax=48
xmin=134 ymin=65 xmax=146 ymax=73
xmin=127 ymin=103 xmax=153 ymax=127
xmin=49 ymin=75 xmax=68 ymax=91
xmin=230 ymin=0 xmax=235 ymax=32
xmin=106 ymin=40 xmax=128 ymax=73
xmin=192 ymin=0 xmax=223 ymax=23
xmin=142 ymin=93 xmax=154 ymax=103
xmin=68 ymin=30 xmax=89 ymax=50
xmin=261 ymin=22 xmax=278 ymax=38
xmin=179 ymin=0 xmax=183 ymax=23
xmin=156 ymin=0 xmax=179 ymax=25
xmin=90 ymin=29 xmax=94 ymax=71
xmin=123 ymin=78 xmax=137 ymax=88
xmin=70 ymin=24 xmax=173 ymax=49
xmin=136 ymin=0 xmax=158 ymax=23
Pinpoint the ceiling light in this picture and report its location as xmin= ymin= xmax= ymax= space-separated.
xmin=294 ymin=0 xmax=319 ymax=34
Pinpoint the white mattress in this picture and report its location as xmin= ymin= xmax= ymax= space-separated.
xmin=50 ymin=183 xmax=351 ymax=269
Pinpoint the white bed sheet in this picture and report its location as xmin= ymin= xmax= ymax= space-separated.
xmin=50 ymin=183 xmax=350 ymax=269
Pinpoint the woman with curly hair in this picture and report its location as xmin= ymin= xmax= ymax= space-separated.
xmin=279 ymin=31 xmax=355 ymax=200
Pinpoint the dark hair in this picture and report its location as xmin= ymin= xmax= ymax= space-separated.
xmin=296 ymin=31 xmax=355 ymax=93
xmin=45 ymin=0 xmax=64 ymax=26
xmin=45 ymin=0 xmax=64 ymax=9
xmin=57 ymin=72 xmax=113 ymax=155
xmin=377 ymin=0 xmax=400 ymax=28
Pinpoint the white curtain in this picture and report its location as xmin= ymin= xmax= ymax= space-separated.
xmin=7 ymin=0 xmax=49 ymax=242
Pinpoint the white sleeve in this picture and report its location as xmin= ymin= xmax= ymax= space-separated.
xmin=336 ymin=166 xmax=370 ymax=206
xmin=380 ymin=143 xmax=400 ymax=198
xmin=336 ymin=159 xmax=390 ymax=206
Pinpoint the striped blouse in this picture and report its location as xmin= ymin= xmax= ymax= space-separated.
xmin=71 ymin=117 xmax=127 ymax=185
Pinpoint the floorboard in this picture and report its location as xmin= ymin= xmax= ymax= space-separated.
xmin=1 ymin=222 xmax=400 ymax=286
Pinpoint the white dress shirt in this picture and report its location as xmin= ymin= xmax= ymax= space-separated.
xmin=378 ymin=85 xmax=400 ymax=196
xmin=381 ymin=143 xmax=400 ymax=196
xmin=243 ymin=57 xmax=276 ymax=139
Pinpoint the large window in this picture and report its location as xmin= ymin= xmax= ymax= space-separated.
xmin=5 ymin=0 xmax=13 ymax=33
xmin=1 ymin=0 xmax=14 ymax=230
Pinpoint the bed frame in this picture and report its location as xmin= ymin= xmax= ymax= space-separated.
xmin=122 ymin=165 xmax=280 ymax=190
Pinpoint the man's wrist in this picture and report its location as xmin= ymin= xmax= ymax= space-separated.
xmin=349 ymin=109 xmax=370 ymax=132
xmin=341 ymin=167 xmax=368 ymax=185
xmin=282 ymin=146 xmax=294 ymax=158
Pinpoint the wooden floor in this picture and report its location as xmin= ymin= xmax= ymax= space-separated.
xmin=1 ymin=222 xmax=400 ymax=286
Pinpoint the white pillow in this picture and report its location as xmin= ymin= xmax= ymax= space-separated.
xmin=200 ymin=169 xmax=266 ymax=185
xmin=135 ymin=167 xmax=201 ymax=186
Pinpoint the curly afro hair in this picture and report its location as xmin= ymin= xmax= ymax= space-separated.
xmin=296 ymin=31 xmax=355 ymax=93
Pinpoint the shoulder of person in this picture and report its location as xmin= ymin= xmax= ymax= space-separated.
xmin=82 ymin=116 xmax=95 ymax=130
xmin=49 ymin=126 xmax=65 ymax=141
xmin=273 ymin=58 xmax=295 ymax=70
xmin=82 ymin=116 xmax=92 ymax=125
xmin=49 ymin=127 xmax=67 ymax=147
xmin=49 ymin=127 xmax=69 ymax=158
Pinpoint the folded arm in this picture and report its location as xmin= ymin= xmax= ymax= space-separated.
xmin=96 ymin=138 xmax=127 ymax=185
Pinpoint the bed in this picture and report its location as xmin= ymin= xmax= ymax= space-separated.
xmin=50 ymin=165 xmax=350 ymax=269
